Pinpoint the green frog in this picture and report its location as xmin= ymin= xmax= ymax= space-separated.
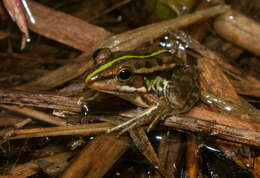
xmin=85 ymin=40 xmax=200 ymax=135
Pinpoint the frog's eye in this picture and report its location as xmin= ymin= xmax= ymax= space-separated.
xmin=117 ymin=68 xmax=132 ymax=81
xmin=93 ymin=48 xmax=112 ymax=65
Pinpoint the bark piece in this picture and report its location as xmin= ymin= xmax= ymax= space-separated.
xmin=164 ymin=107 xmax=260 ymax=146
xmin=154 ymin=133 xmax=185 ymax=178
xmin=1 ymin=152 xmax=73 ymax=177
xmin=198 ymin=57 xmax=239 ymax=100
xmin=214 ymin=10 xmax=260 ymax=57
xmin=60 ymin=133 xmax=130 ymax=178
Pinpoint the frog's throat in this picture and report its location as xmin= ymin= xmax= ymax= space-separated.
xmin=85 ymin=49 xmax=169 ymax=84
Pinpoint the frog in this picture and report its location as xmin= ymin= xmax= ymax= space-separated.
xmin=85 ymin=43 xmax=200 ymax=135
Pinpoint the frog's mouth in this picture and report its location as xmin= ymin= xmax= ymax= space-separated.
xmin=87 ymin=80 xmax=147 ymax=95
xmin=88 ymin=80 xmax=150 ymax=108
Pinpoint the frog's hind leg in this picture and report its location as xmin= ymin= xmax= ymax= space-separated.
xmin=147 ymin=108 xmax=171 ymax=132
xmin=117 ymin=105 xmax=160 ymax=136
xmin=108 ymin=94 xmax=167 ymax=136
xmin=129 ymin=127 xmax=170 ymax=178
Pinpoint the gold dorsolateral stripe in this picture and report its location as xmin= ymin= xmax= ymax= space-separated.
xmin=85 ymin=49 xmax=169 ymax=84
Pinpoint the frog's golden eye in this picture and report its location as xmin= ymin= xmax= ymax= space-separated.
xmin=93 ymin=48 xmax=112 ymax=65
xmin=117 ymin=68 xmax=132 ymax=81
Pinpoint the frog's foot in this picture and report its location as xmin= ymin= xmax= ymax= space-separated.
xmin=107 ymin=106 xmax=158 ymax=136
xmin=108 ymin=93 xmax=167 ymax=136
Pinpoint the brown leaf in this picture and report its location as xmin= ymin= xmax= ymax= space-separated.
xmin=2 ymin=0 xmax=29 ymax=50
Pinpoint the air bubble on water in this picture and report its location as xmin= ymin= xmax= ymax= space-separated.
xmin=26 ymin=38 xmax=31 ymax=43
xmin=172 ymin=163 xmax=177 ymax=170
xmin=155 ymin=135 xmax=162 ymax=140
xmin=160 ymin=42 xmax=166 ymax=47
xmin=229 ymin=15 xmax=234 ymax=20
xmin=178 ymin=44 xmax=185 ymax=50
xmin=166 ymin=43 xmax=172 ymax=48
xmin=181 ymin=5 xmax=187 ymax=11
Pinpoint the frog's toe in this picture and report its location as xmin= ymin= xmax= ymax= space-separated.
xmin=118 ymin=120 xmax=142 ymax=136
xmin=118 ymin=113 xmax=136 ymax=118
xmin=106 ymin=123 xmax=127 ymax=134
xmin=107 ymin=117 xmax=149 ymax=136
xmin=106 ymin=115 xmax=140 ymax=134
xmin=147 ymin=109 xmax=171 ymax=132
xmin=108 ymin=106 xmax=159 ymax=135
xmin=107 ymin=121 xmax=139 ymax=136
xmin=147 ymin=116 xmax=161 ymax=132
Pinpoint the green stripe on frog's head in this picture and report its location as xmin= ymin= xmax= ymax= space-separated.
xmin=85 ymin=49 xmax=168 ymax=85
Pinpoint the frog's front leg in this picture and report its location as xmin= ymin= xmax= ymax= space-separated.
xmin=107 ymin=94 xmax=167 ymax=135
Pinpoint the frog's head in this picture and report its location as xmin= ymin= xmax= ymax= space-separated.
xmin=85 ymin=48 xmax=173 ymax=96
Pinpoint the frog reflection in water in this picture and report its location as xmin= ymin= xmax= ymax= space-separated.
xmin=85 ymin=40 xmax=200 ymax=135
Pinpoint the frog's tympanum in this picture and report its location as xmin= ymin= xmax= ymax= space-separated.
xmin=85 ymin=41 xmax=200 ymax=134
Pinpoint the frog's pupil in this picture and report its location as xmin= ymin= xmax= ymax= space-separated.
xmin=119 ymin=69 xmax=131 ymax=80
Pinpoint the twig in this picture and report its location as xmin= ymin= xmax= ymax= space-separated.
xmin=99 ymin=5 xmax=230 ymax=51
xmin=0 ymin=104 xmax=67 ymax=126
xmin=170 ymin=31 xmax=241 ymax=75
xmin=0 ymin=89 xmax=81 ymax=112
xmin=6 ymin=123 xmax=113 ymax=139
xmin=16 ymin=56 xmax=93 ymax=90
xmin=214 ymin=10 xmax=260 ymax=57
xmin=5 ymin=108 xmax=260 ymax=146
xmin=186 ymin=134 xmax=199 ymax=178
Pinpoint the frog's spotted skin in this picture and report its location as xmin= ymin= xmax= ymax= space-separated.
xmin=85 ymin=47 xmax=200 ymax=133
